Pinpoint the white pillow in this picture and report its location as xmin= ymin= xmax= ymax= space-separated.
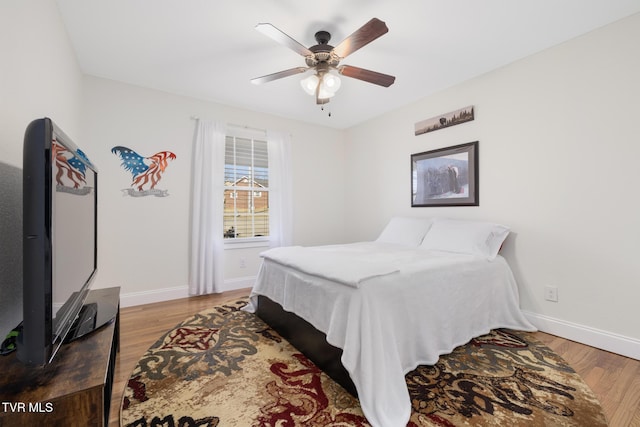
xmin=376 ymin=216 xmax=433 ymax=247
xmin=419 ymin=218 xmax=509 ymax=259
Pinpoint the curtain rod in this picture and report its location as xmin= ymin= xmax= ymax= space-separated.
xmin=228 ymin=122 xmax=267 ymax=134
xmin=190 ymin=116 xmax=266 ymax=134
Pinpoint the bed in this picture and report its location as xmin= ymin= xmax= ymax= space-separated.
xmin=245 ymin=217 xmax=536 ymax=427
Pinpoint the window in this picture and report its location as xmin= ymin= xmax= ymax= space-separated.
xmin=223 ymin=135 xmax=269 ymax=239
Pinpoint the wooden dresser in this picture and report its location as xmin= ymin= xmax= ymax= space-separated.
xmin=0 ymin=287 xmax=119 ymax=427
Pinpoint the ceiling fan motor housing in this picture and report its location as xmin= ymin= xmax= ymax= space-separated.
xmin=314 ymin=30 xmax=331 ymax=45
xmin=306 ymin=31 xmax=340 ymax=68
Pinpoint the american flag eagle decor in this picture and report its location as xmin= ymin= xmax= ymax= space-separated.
xmin=53 ymin=139 xmax=93 ymax=195
xmin=111 ymin=146 xmax=176 ymax=197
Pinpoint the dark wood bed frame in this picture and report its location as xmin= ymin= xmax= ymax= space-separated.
xmin=255 ymin=295 xmax=357 ymax=396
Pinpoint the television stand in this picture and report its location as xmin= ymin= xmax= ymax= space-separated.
xmin=0 ymin=287 xmax=120 ymax=427
xmin=66 ymin=286 xmax=120 ymax=342
xmin=68 ymin=302 xmax=99 ymax=339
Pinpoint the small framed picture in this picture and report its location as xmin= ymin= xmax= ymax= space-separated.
xmin=411 ymin=141 xmax=478 ymax=207
xmin=414 ymin=106 xmax=475 ymax=135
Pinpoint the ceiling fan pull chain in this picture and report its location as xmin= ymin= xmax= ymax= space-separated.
xmin=319 ymin=104 xmax=332 ymax=117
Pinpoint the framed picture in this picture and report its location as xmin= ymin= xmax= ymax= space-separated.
xmin=411 ymin=141 xmax=478 ymax=207
xmin=414 ymin=105 xmax=475 ymax=136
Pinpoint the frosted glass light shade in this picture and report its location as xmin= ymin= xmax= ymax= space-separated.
xmin=300 ymin=74 xmax=319 ymax=95
xmin=317 ymin=84 xmax=336 ymax=99
xmin=300 ymin=72 xmax=342 ymax=101
xmin=323 ymin=73 xmax=341 ymax=92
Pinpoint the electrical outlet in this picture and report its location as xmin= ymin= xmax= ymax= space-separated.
xmin=544 ymin=285 xmax=558 ymax=302
xmin=239 ymin=258 xmax=246 ymax=269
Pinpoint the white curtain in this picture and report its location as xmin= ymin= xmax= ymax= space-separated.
xmin=189 ymin=119 xmax=226 ymax=295
xmin=267 ymin=130 xmax=293 ymax=248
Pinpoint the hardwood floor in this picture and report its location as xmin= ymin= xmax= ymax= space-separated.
xmin=108 ymin=289 xmax=640 ymax=427
xmin=535 ymin=332 xmax=640 ymax=427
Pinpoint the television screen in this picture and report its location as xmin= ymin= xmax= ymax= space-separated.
xmin=18 ymin=118 xmax=98 ymax=365
xmin=50 ymin=137 xmax=97 ymax=345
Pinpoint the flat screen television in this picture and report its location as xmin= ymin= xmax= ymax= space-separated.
xmin=17 ymin=117 xmax=98 ymax=365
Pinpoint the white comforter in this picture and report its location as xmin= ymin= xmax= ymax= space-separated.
xmin=245 ymin=242 xmax=536 ymax=427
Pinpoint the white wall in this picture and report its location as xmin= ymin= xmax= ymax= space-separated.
xmin=0 ymin=0 xmax=84 ymax=337
xmin=344 ymin=14 xmax=640 ymax=358
xmin=0 ymin=0 xmax=83 ymax=167
xmin=81 ymin=76 xmax=346 ymax=305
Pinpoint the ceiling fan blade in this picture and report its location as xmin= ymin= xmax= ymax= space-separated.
xmin=332 ymin=18 xmax=389 ymax=59
xmin=255 ymin=23 xmax=313 ymax=57
xmin=338 ymin=65 xmax=395 ymax=87
xmin=251 ymin=67 xmax=309 ymax=85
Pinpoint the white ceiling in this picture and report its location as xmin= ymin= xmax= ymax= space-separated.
xmin=56 ymin=0 xmax=640 ymax=129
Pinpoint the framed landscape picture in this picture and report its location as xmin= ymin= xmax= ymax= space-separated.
xmin=411 ymin=141 xmax=478 ymax=207
xmin=414 ymin=105 xmax=475 ymax=136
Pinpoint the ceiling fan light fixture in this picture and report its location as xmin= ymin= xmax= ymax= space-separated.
xmin=300 ymin=74 xmax=319 ymax=95
xmin=317 ymin=83 xmax=336 ymax=99
xmin=323 ymin=73 xmax=341 ymax=92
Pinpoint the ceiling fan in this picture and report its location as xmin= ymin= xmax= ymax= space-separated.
xmin=251 ymin=18 xmax=395 ymax=105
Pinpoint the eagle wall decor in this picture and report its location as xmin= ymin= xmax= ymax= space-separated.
xmin=53 ymin=139 xmax=93 ymax=195
xmin=111 ymin=146 xmax=176 ymax=197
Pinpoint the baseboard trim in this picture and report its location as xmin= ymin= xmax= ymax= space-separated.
xmin=119 ymin=277 xmax=256 ymax=308
xmin=217 ymin=276 xmax=256 ymax=293
xmin=523 ymin=310 xmax=640 ymax=360
xmin=120 ymin=286 xmax=190 ymax=308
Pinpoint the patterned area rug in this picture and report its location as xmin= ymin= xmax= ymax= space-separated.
xmin=121 ymin=298 xmax=608 ymax=426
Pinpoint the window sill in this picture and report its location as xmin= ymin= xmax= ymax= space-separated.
xmin=223 ymin=237 xmax=270 ymax=250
